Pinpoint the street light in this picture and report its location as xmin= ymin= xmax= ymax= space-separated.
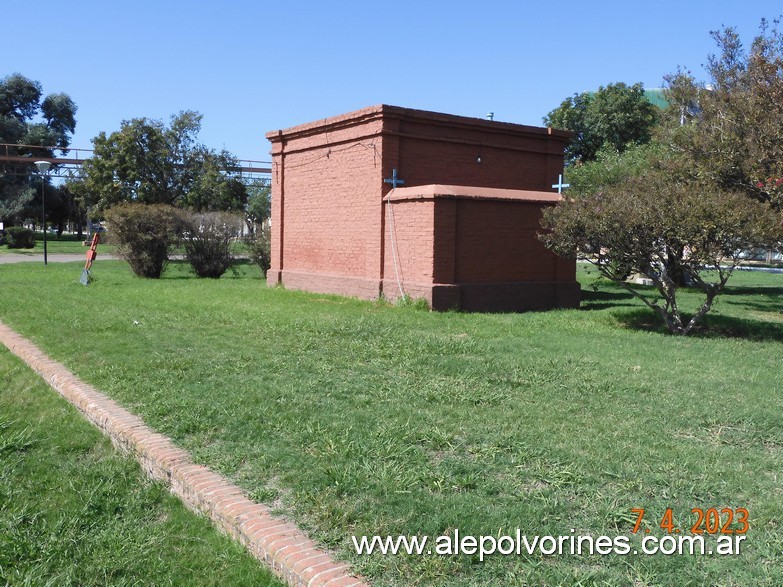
xmin=34 ymin=161 xmax=51 ymax=265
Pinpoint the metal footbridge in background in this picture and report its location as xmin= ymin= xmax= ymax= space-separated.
xmin=0 ymin=143 xmax=271 ymax=184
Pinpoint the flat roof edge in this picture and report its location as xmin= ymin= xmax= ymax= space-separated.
xmin=266 ymin=105 xmax=572 ymax=141
xmin=387 ymin=184 xmax=563 ymax=203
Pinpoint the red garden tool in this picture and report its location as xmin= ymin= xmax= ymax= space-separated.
xmin=80 ymin=232 xmax=100 ymax=285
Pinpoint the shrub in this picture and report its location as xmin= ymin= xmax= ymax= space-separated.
xmin=245 ymin=223 xmax=271 ymax=277
xmin=180 ymin=211 xmax=243 ymax=278
xmin=5 ymin=226 xmax=36 ymax=249
xmin=104 ymin=203 xmax=183 ymax=278
xmin=541 ymin=168 xmax=781 ymax=335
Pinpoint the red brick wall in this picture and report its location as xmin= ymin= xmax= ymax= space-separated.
xmin=451 ymin=199 xmax=568 ymax=283
xmin=280 ymin=146 xmax=379 ymax=276
xmin=266 ymin=105 xmax=577 ymax=309
xmin=382 ymin=199 xmax=435 ymax=298
xmin=399 ymin=141 xmax=552 ymax=190
xmin=381 ymin=194 xmax=579 ymax=310
xmin=267 ymin=109 xmax=387 ymax=290
xmin=381 ymin=194 xmax=572 ymax=287
xmin=382 ymin=108 xmax=569 ymax=192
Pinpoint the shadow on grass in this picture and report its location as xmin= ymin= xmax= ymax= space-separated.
xmin=720 ymin=286 xmax=783 ymax=314
xmin=720 ymin=285 xmax=783 ymax=297
xmin=579 ymin=287 xmax=638 ymax=311
xmin=161 ymin=259 xmax=262 ymax=280
xmin=614 ymin=308 xmax=783 ymax=342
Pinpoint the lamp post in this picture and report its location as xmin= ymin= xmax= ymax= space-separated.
xmin=34 ymin=161 xmax=51 ymax=265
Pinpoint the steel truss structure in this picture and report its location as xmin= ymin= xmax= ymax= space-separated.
xmin=0 ymin=143 xmax=271 ymax=185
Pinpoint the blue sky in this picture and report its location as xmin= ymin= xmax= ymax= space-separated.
xmin=4 ymin=1 xmax=780 ymax=162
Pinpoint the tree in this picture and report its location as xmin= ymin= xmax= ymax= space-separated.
xmin=664 ymin=19 xmax=783 ymax=209
xmin=180 ymin=147 xmax=248 ymax=212
xmin=0 ymin=74 xmax=76 ymax=148
xmin=78 ymin=111 xmax=247 ymax=213
xmin=0 ymin=73 xmax=77 ymax=226
xmin=541 ymin=166 xmax=780 ymax=335
xmin=245 ymin=182 xmax=270 ymax=224
xmin=0 ymin=186 xmax=34 ymax=222
xmin=544 ymin=82 xmax=659 ymax=164
xmin=564 ymin=142 xmax=665 ymax=196
xmin=541 ymin=20 xmax=783 ymax=334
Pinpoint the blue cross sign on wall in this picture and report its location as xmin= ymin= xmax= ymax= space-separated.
xmin=552 ymin=174 xmax=570 ymax=193
xmin=384 ymin=168 xmax=405 ymax=189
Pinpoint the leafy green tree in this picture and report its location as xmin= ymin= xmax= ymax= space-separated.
xmin=664 ymin=19 xmax=783 ymax=209
xmin=0 ymin=73 xmax=77 ymax=225
xmin=0 ymin=186 xmax=34 ymax=223
xmin=541 ymin=164 xmax=780 ymax=335
xmin=245 ymin=182 xmax=270 ymax=225
xmin=565 ymin=142 xmax=665 ymax=196
xmin=78 ymin=111 xmax=247 ymax=213
xmin=1 ymin=73 xmax=75 ymax=148
xmin=544 ymin=82 xmax=659 ymax=164
xmin=541 ymin=20 xmax=783 ymax=334
xmin=180 ymin=147 xmax=248 ymax=212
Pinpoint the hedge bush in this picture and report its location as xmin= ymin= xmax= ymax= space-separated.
xmin=5 ymin=227 xmax=36 ymax=249
xmin=180 ymin=211 xmax=243 ymax=278
xmin=104 ymin=203 xmax=183 ymax=278
xmin=246 ymin=223 xmax=271 ymax=277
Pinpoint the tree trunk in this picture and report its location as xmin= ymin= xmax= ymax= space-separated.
xmin=664 ymin=246 xmax=689 ymax=287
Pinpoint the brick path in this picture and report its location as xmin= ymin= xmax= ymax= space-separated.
xmin=0 ymin=320 xmax=369 ymax=587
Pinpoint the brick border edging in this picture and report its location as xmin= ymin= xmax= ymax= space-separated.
xmin=0 ymin=321 xmax=369 ymax=587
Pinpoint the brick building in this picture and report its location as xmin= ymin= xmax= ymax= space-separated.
xmin=265 ymin=105 xmax=580 ymax=311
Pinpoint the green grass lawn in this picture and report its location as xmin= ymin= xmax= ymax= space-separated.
xmin=1 ymin=260 xmax=782 ymax=586
xmin=0 ymin=345 xmax=282 ymax=586
xmin=0 ymin=232 xmax=116 ymax=256
xmin=0 ymin=232 xmax=249 ymax=257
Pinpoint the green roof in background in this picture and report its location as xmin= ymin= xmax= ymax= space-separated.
xmin=644 ymin=88 xmax=670 ymax=109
